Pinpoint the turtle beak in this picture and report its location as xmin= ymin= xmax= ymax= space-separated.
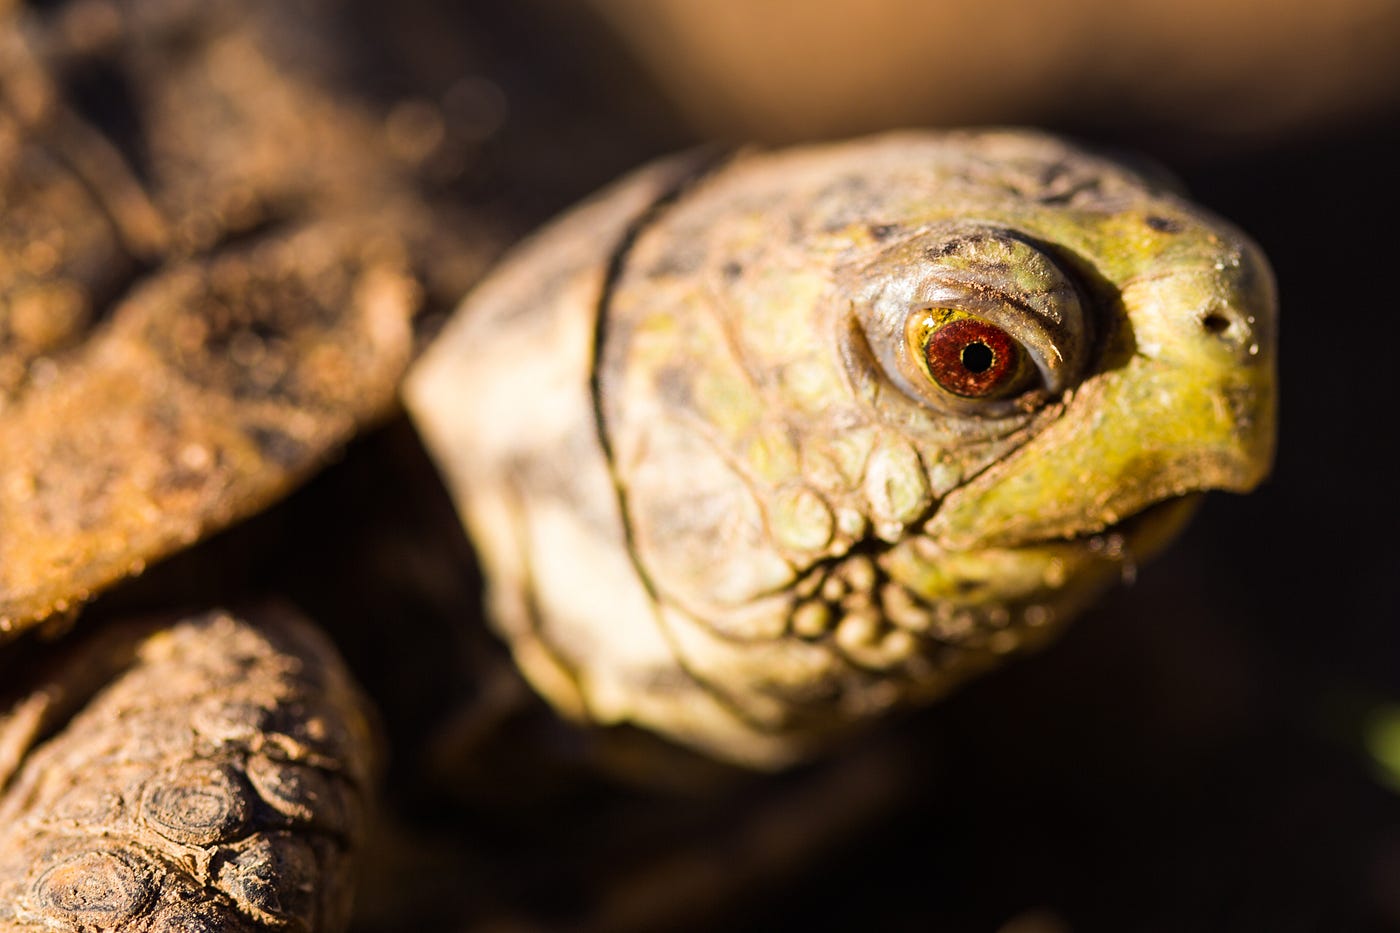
xmin=925 ymin=249 xmax=1277 ymax=551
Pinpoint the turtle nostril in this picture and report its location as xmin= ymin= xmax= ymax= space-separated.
xmin=1200 ymin=311 xmax=1231 ymax=335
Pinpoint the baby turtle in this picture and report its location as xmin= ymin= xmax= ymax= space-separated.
xmin=0 ymin=0 xmax=1275 ymax=928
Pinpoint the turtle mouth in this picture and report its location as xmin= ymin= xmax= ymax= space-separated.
xmin=1033 ymin=493 xmax=1203 ymax=567
xmin=876 ymin=491 xmax=1206 ymax=639
xmin=979 ymin=492 xmax=1206 ymax=599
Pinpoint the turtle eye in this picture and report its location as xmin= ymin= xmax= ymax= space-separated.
xmin=905 ymin=310 xmax=1035 ymax=400
xmin=849 ymin=223 xmax=1090 ymax=418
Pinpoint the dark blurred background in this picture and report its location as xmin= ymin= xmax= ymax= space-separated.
xmin=137 ymin=0 xmax=1399 ymax=928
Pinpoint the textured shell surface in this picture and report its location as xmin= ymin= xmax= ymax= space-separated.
xmin=408 ymin=130 xmax=1277 ymax=767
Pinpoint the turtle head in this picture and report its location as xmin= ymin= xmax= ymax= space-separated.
xmin=596 ymin=132 xmax=1275 ymax=760
xmin=410 ymin=132 xmax=1276 ymax=766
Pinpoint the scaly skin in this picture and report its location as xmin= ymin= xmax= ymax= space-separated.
xmin=0 ymin=607 xmax=375 ymax=932
xmin=0 ymin=1 xmax=453 ymax=926
xmin=409 ymin=130 xmax=1277 ymax=767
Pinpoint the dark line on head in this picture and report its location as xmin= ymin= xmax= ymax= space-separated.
xmin=588 ymin=146 xmax=735 ymax=465
xmin=583 ymin=147 xmax=795 ymax=730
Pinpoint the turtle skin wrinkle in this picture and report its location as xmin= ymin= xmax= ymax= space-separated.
xmin=409 ymin=130 xmax=1277 ymax=770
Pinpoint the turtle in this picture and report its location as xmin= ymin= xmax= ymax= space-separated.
xmin=0 ymin=0 xmax=1276 ymax=929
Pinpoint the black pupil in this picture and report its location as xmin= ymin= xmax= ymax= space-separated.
xmin=960 ymin=341 xmax=994 ymax=374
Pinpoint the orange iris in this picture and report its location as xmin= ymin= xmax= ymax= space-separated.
xmin=922 ymin=318 xmax=1023 ymax=398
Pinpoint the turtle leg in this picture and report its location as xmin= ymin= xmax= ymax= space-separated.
xmin=0 ymin=605 xmax=376 ymax=931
